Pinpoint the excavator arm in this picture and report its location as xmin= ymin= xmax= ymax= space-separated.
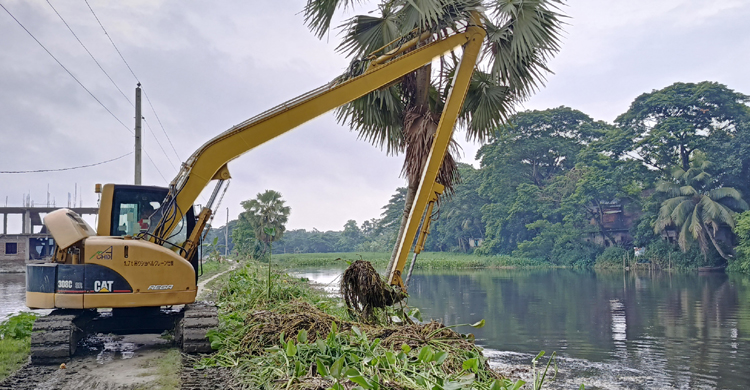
xmin=154 ymin=16 xmax=486 ymax=289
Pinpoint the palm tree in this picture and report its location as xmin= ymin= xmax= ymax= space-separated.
xmin=240 ymin=190 xmax=291 ymax=253
xmin=304 ymin=0 xmax=565 ymax=275
xmin=654 ymin=155 xmax=748 ymax=261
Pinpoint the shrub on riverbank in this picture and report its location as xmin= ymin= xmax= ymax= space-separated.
xmin=0 ymin=312 xmax=37 ymax=380
xmin=271 ymin=252 xmax=549 ymax=270
xmin=200 ymin=261 xmax=526 ymax=389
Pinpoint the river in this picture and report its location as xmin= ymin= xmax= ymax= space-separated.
xmin=3 ymin=268 xmax=749 ymax=388
xmin=294 ymin=268 xmax=750 ymax=389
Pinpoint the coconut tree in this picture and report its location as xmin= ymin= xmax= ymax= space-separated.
xmin=304 ymin=0 xmax=565 ymax=276
xmin=240 ymin=190 xmax=291 ymax=255
xmin=654 ymin=155 xmax=748 ymax=261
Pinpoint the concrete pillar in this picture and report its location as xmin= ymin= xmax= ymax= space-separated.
xmin=21 ymin=212 xmax=26 ymax=234
xmin=2 ymin=213 xmax=6 ymax=234
xmin=25 ymin=211 xmax=32 ymax=234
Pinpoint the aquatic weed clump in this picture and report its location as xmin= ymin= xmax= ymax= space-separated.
xmin=341 ymin=260 xmax=406 ymax=323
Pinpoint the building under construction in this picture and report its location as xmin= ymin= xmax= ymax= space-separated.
xmin=0 ymin=206 xmax=97 ymax=272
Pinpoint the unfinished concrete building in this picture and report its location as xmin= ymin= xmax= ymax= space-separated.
xmin=0 ymin=206 xmax=98 ymax=272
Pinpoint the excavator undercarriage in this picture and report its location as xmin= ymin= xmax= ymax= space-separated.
xmin=30 ymin=303 xmax=217 ymax=364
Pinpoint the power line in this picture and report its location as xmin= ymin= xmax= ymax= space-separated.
xmin=143 ymin=118 xmax=178 ymax=171
xmin=143 ymin=89 xmax=181 ymax=162
xmin=84 ymin=1 xmax=182 ymax=166
xmin=0 ymin=152 xmax=133 ymax=174
xmin=45 ymin=0 xmax=133 ymax=107
xmin=84 ymin=0 xmax=138 ymax=82
xmin=0 ymin=2 xmax=133 ymax=135
xmin=143 ymin=150 xmax=168 ymax=183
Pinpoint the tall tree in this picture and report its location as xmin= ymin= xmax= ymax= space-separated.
xmin=615 ymin=81 xmax=750 ymax=172
xmin=239 ymin=190 xmax=291 ymax=256
xmin=426 ymin=163 xmax=488 ymax=252
xmin=303 ymin=0 xmax=565 ymax=276
xmin=476 ymin=107 xmax=598 ymax=253
xmin=654 ymin=154 xmax=748 ymax=261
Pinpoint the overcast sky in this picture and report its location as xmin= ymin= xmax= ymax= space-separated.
xmin=1 ymin=0 xmax=748 ymax=233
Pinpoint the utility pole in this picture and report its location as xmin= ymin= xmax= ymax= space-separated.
xmin=225 ymin=207 xmax=229 ymax=257
xmin=135 ymin=83 xmax=142 ymax=185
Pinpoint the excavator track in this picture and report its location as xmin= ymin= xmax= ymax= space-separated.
xmin=177 ymin=302 xmax=218 ymax=353
xmin=30 ymin=309 xmax=92 ymax=365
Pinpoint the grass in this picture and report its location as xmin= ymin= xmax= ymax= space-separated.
xmin=199 ymin=259 xmax=236 ymax=281
xmin=199 ymin=260 xmax=529 ymax=389
xmin=155 ymin=349 xmax=181 ymax=390
xmin=272 ymin=251 xmax=550 ymax=270
xmin=0 ymin=312 xmax=37 ymax=381
xmin=0 ymin=337 xmax=29 ymax=381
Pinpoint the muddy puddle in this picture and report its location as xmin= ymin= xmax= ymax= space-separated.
xmin=1 ymin=333 xmax=175 ymax=390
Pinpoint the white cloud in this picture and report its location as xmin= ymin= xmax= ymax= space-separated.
xmin=1 ymin=0 xmax=748 ymax=231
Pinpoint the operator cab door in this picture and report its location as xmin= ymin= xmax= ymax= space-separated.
xmin=109 ymin=185 xmax=195 ymax=248
xmin=107 ymin=185 xmax=200 ymax=281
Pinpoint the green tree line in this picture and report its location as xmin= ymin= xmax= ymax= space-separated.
xmin=210 ymin=81 xmax=750 ymax=272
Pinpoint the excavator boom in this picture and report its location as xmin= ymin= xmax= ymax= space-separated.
xmin=151 ymin=22 xmax=486 ymax=261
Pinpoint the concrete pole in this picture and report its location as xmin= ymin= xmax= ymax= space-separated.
xmin=3 ymin=213 xmax=6 ymax=235
xmin=135 ymin=83 xmax=142 ymax=185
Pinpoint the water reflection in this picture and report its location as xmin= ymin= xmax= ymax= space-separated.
xmin=294 ymin=267 xmax=750 ymax=389
xmin=0 ymin=273 xmax=30 ymax=321
xmin=407 ymin=269 xmax=750 ymax=389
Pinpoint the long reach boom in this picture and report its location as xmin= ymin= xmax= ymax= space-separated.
xmin=158 ymin=15 xmax=486 ymax=289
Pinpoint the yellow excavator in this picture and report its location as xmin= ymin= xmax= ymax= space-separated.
xmin=25 ymin=14 xmax=486 ymax=363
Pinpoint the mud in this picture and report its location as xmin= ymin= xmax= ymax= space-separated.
xmin=1 ymin=334 xmax=174 ymax=390
xmin=0 ymin=264 xmax=239 ymax=390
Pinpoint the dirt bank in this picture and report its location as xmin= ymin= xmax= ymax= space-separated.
xmin=1 ymin=334 xmax=176 ymax=390
xmin=0 ymin=264 xmax=239 ymax=390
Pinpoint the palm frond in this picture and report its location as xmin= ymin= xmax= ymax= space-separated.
xmin=708 ymin=187 xmax=744 ymax=202
xmin=677 ymin=214 xmax=691 ymax=252
xmin=304 ymin=0 xmax=359 ymax=39
xmin=655 ymin=181 xmax=682 ymax=197
xmin=700 ymin=196 xmax=736 ymax=228
xmin=335 ymin=86 xmax=405 ymax=155
xmin=484 ymin=0 xmax=564 ymax=98
xmin=398 ymin=0 xmax=481 ymax=33
xmin=670 ymin=198 xmax=696 ymax=227
xmin=679 ymin=185 xmax=697 ymax=196
xmin=459 ymin=69 xmax=516 ymax=143
xmin=691 ymin=171 xmax=712 ymax=186
xmin=654 ymin=196 xmax=687 ymax=233
xmin=688 ymin=206 xmax=709 ymax=254
xmin=337 ymin=8 xmax=402 ymax=58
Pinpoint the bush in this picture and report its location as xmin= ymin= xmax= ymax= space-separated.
xmin=595 ymin=246 xmax=629 ymax=268
xmin=0 ymin=312 xmax=37 ymax=340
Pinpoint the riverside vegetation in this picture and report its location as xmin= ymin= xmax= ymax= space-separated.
xmin=207 ymin=81 xmax=750 ymax=273
xmin=0 ymin=312 xmax=37 ymax=381
xmin=200 ymin=260 xmax=560 ymax=389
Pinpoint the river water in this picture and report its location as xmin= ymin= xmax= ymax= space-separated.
xmin=3 ymin=268 xmax=749 ymax=388
xmin=294 ymin=268 xmax=750 ymax=389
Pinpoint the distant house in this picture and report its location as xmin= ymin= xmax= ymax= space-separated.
xmin=585 ymin=200 xmax=640 ymax=247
